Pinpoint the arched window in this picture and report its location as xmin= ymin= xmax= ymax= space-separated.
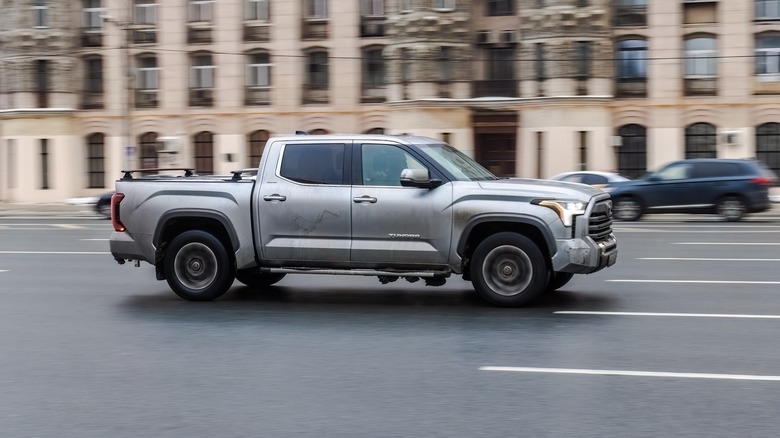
xmin=756 ymin=122 xmax=780 ymax=178
xmin=139 ymin=132 xmax=159 ymax=171
xmin=684 ymin=123 xmax=717 ymax=159
xmin=194 ymin=131 xmax=214 ymax=175
xmin=248 ymin=130 xmax=270 ymax=167
xmin=86 ymin=133 xmax=105 ymax=188
xmin=617 ymin=124 xmax=647 ymax=179
xmin=310 ymin=128 xmax=329 ymax=135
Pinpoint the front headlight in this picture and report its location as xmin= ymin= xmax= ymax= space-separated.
xmin=532 ymin=199 xmax=586 ymax=227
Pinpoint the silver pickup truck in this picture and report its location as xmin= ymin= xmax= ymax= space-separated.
xmin=109 ymin=134 xmax=617 ymax=307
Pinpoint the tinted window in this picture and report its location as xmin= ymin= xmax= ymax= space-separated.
xmin=361 ymin=144 xmax=425 ymax=186
xmin=654 ymin=162 xmax=691 ymax=180
xmin=280 ymin=143 xmax=345 ymax=185
xmin=694 ymin=162 xmax=745 ymax=178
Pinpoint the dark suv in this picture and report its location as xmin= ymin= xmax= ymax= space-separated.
xmin=605 ymin=158 xmax=777 ymax=221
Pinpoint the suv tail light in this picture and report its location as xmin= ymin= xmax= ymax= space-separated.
xmin=751 ymin=177 xmax=777 ymax=186
xmin=111 ymin=193 xmax=126 ymax=232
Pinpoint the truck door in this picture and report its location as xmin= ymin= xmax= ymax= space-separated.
xmin=255 ymin=141 xmax=352 ymax=263
xmin=350 ymin=142 xmax=453 ymax=267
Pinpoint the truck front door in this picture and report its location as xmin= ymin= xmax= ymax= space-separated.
xmin=350 ymin=142 xmax=453 ymax=267
xmin=255 ymin=141 xmax=352 ymax=263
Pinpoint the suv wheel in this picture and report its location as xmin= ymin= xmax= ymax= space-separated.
xmin=717 ymin=196 xmax=746 ymax=222
xmin=613 ymin=197 xmax=643 ymax=221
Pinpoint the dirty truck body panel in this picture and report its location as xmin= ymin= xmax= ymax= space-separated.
xmin=109 ymin=134 xmax=617 ymax=307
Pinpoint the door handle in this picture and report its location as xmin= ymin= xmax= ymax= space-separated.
xmin=263 ymin=194 xmax=287 ymax=202
xmin=353 ymin=195 xmax=377 ymax=203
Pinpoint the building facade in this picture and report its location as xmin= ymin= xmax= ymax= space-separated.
xmin=0 ymin=0 xmax=779 ymax=202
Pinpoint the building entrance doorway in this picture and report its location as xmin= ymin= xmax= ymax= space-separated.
xmin=473 ymin=112 xmax=518 ymax=177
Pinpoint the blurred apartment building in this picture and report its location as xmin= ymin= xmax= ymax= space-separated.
xmin=0 ymin=0 xmax=779 ymax=202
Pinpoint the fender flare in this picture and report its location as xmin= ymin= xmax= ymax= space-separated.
xmin=457 ymin=214 xmax=557 ymax=258
xmin=153 ymin=209 xmax=240 ymax=251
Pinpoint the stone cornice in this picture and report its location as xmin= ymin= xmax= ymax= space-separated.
xmin=388 ymin=95 xmax=614 ymax=110
xmin=0 ymin=108 xmax=77 ymax=119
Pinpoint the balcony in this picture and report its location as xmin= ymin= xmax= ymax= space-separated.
xmin=684 ymin=77 xmax=717 ymax=96
xmin=243 ymin=23 xmax=270 ymax=42
xmin=81 ymin=91 xmax=104 ymax=110
xmin=472 ymin=80 xmax=518 ymax=98
xmin=302 ymin=85 xmax=329 ymax=104
xmin=302 ymin=19 xmax=328 ymax=40
xmin=616 ymin=78 xmax=647 ymax=98
xmin=245 ymin=87 xmax=271 ymax=105
xmin=187 ymin=25 xmax=213 ymax=44
xmin=360 ymin=85 xmax=386 ymax=103
xmin=135 ymin=90 xmax=158 ymax=108
xmin=81 ymin=29 xmax=103 ymax=47
xmin=754 ymin=74 xmax=780 ymax=94
xmin=132 ymin=28 xmax=157 ymax=44
xmin=189 ymin=88 xmax=214 ymax=106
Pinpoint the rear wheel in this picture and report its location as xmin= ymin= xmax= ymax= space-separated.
xmin=164 ymin=230 xmax=234 ymax=301
xmin=613 ymin=197 xmax=643 ymax=221
xmin=470 ymin=232 xmax=549 ymax=307
xmin=235 ymin=270 xmax=286 ymax=288
xmin=717 ymin=196 xmax=746 ymax=222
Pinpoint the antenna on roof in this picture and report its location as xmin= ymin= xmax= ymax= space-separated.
xmin=295 ymin=130 xmax=310 ymax=135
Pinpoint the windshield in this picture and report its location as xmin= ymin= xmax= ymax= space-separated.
xmin=415 ymin=143 xmax=498 ymax=181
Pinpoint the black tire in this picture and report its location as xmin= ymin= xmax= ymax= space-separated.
xmin=164 ymin=230 xmax=235 ymax=301
xmin=470 ymin=232 xmax=549 ymax=307
xmin=235 ymin=270 xmax=286 ymax=288
xmin=613 ymin=197 xmax=643 ymax=221
xmin=547 ymin=272 xmax=574 ymax=292
xmin=716 ymin=196 xmax=746 ymax=222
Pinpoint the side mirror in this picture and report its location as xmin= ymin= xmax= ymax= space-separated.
xmin=400 ymin=168 xmax=443 ymax=189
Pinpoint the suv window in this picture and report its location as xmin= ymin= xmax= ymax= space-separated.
xmin=279 ymin=143 xmax=346 ymax=185
xmin=654 ymin=162 xmax=691 ymax=180
xmin=693 ymin=162 xmax=745 ymax=178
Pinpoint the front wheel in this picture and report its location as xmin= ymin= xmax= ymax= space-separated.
xmin=235 ymin=270 xmax=286 ymax=288
xmin=470 ymin=232 xmax=549 ymax=307
xmin=717 ymin=196 xmax=746 ymax=222
xmin=164 ymin=230 xmax=235 ymax=301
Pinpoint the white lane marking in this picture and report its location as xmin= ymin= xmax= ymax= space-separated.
xmin=555 ymin=311 xmax=780 ymax=319
xmin=608 ymin=279 xmax=780 ymax=285
xmin=0 ymin=270 xmax=8 ymax=273
xmin=673 ymin=242 xmax=780 ymax=246
xmin=0 ymin=251 xmax=109 ymax=255
xmin=479 ymin=366 xmax=780 ymax=382
xmin=617 ymin=224 xmax=780 ymax=229
xmin=639 ymin=257 xmax=780 ymax=262
xmin=80 ymin=239 xmax=109 ymax=241
xmin=53 ymin=224 xmax=82 ymax=229
xmin=616 ymin=229 xmax=780 ymax=233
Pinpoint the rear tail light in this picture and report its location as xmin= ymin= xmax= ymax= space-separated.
xmin=111 ymin=193 xmax=126 ymax=232
xmin=751 ymin=177 xmax=777 ymax=186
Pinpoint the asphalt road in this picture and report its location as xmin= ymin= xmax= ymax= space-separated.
xmin=2 ymin=214 xmax=780 ymax=437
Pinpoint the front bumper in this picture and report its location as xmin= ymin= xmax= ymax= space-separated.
xmin=552 ymin=234 xmax=618 ymax=274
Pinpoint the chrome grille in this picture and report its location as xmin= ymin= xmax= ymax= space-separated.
xmin=588 ymin=200 xmax=613 ymax=241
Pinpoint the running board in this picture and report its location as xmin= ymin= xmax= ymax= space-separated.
xmin=259 ymin=268 xmax=451 ymax=278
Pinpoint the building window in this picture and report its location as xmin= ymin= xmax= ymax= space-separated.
xmin=136 ymin=55 xmax=159 ymax=107
xmin=401 ymin=48 xmax=412 ymax=83
xmin=36 ymin=60 xmax=49 ymax=108
xmin=86 ymin=133 xmax=105 ymax=189
xmin=756 ymin=123 xmax=780 ymax=178
xmin=487 ymin=0 xmax=513 ymax=16
xmin=246 ymin=0 xmax=269 ymax=20
xmin=575 ymin=41 xmax=591 ymax=78
xmin=474 ymin=47 xmax=516 ymax=97
xmin=135 ymin=0 xmax=158 ymax=24
xmin=757 ymin=0 xmax=780 ymax=19
xmin=307 ymin=51 xmax=329 ymax=89
xmin=189 ymin=0 xmax=213 ymax=22
xmin=400 ymin=0 xmax=412 ymax=12
xmin=190 ymin=53 xmax=215 ymax=106
xmin=40 ymin=139 xmax=50 ymax=190
xmin=433 ymin=0 xmax=455 ymax=10
xmin=194 ymin=132 xmax=214 ymax=175
xmin=756 ymin=34 xmax=780 ymax=75
xmin=685 ymin=36 xmax=717 ymax=78
xmin=362 ymin=46 xmax=385 ymax=97
xmin=617 ymin=124 xmax=647 ymax=179
xmin=438 ymin=46 xmax=452 ymax=81
xmin=248 ymin=130 xmax=270 ymax=167
xmin=83 ymin=0 xmax=104 ymax=31
xmin=7 ymin=140 xmax=17 ymax=189
xmin=139 ymin=132 xmax=159 ymax=171
xmin=83 ymin=56 xmax=104 ymax=109
xmin=361 ymin=0 xmax=384 ymax=16
xmin=306 ymin=0 xmax=328 ymax=19
xmin=578 ymin=131 xmax=588 ymax=171
xmin=615 ymin=0 xmax=646 ymax=26
xmin=616 ymin=39 xmax=647 ymax=97
xmin=685 ymin=123 xmax=718 ymax=159
xmin=246 ymin=52 xmax=271 ymax=105
xmin=33 ymin=0 xmax=49 ymax=27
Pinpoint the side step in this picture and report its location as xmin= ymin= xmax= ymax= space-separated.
xmin=259 ymin=267 xmax=451 ymax=278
